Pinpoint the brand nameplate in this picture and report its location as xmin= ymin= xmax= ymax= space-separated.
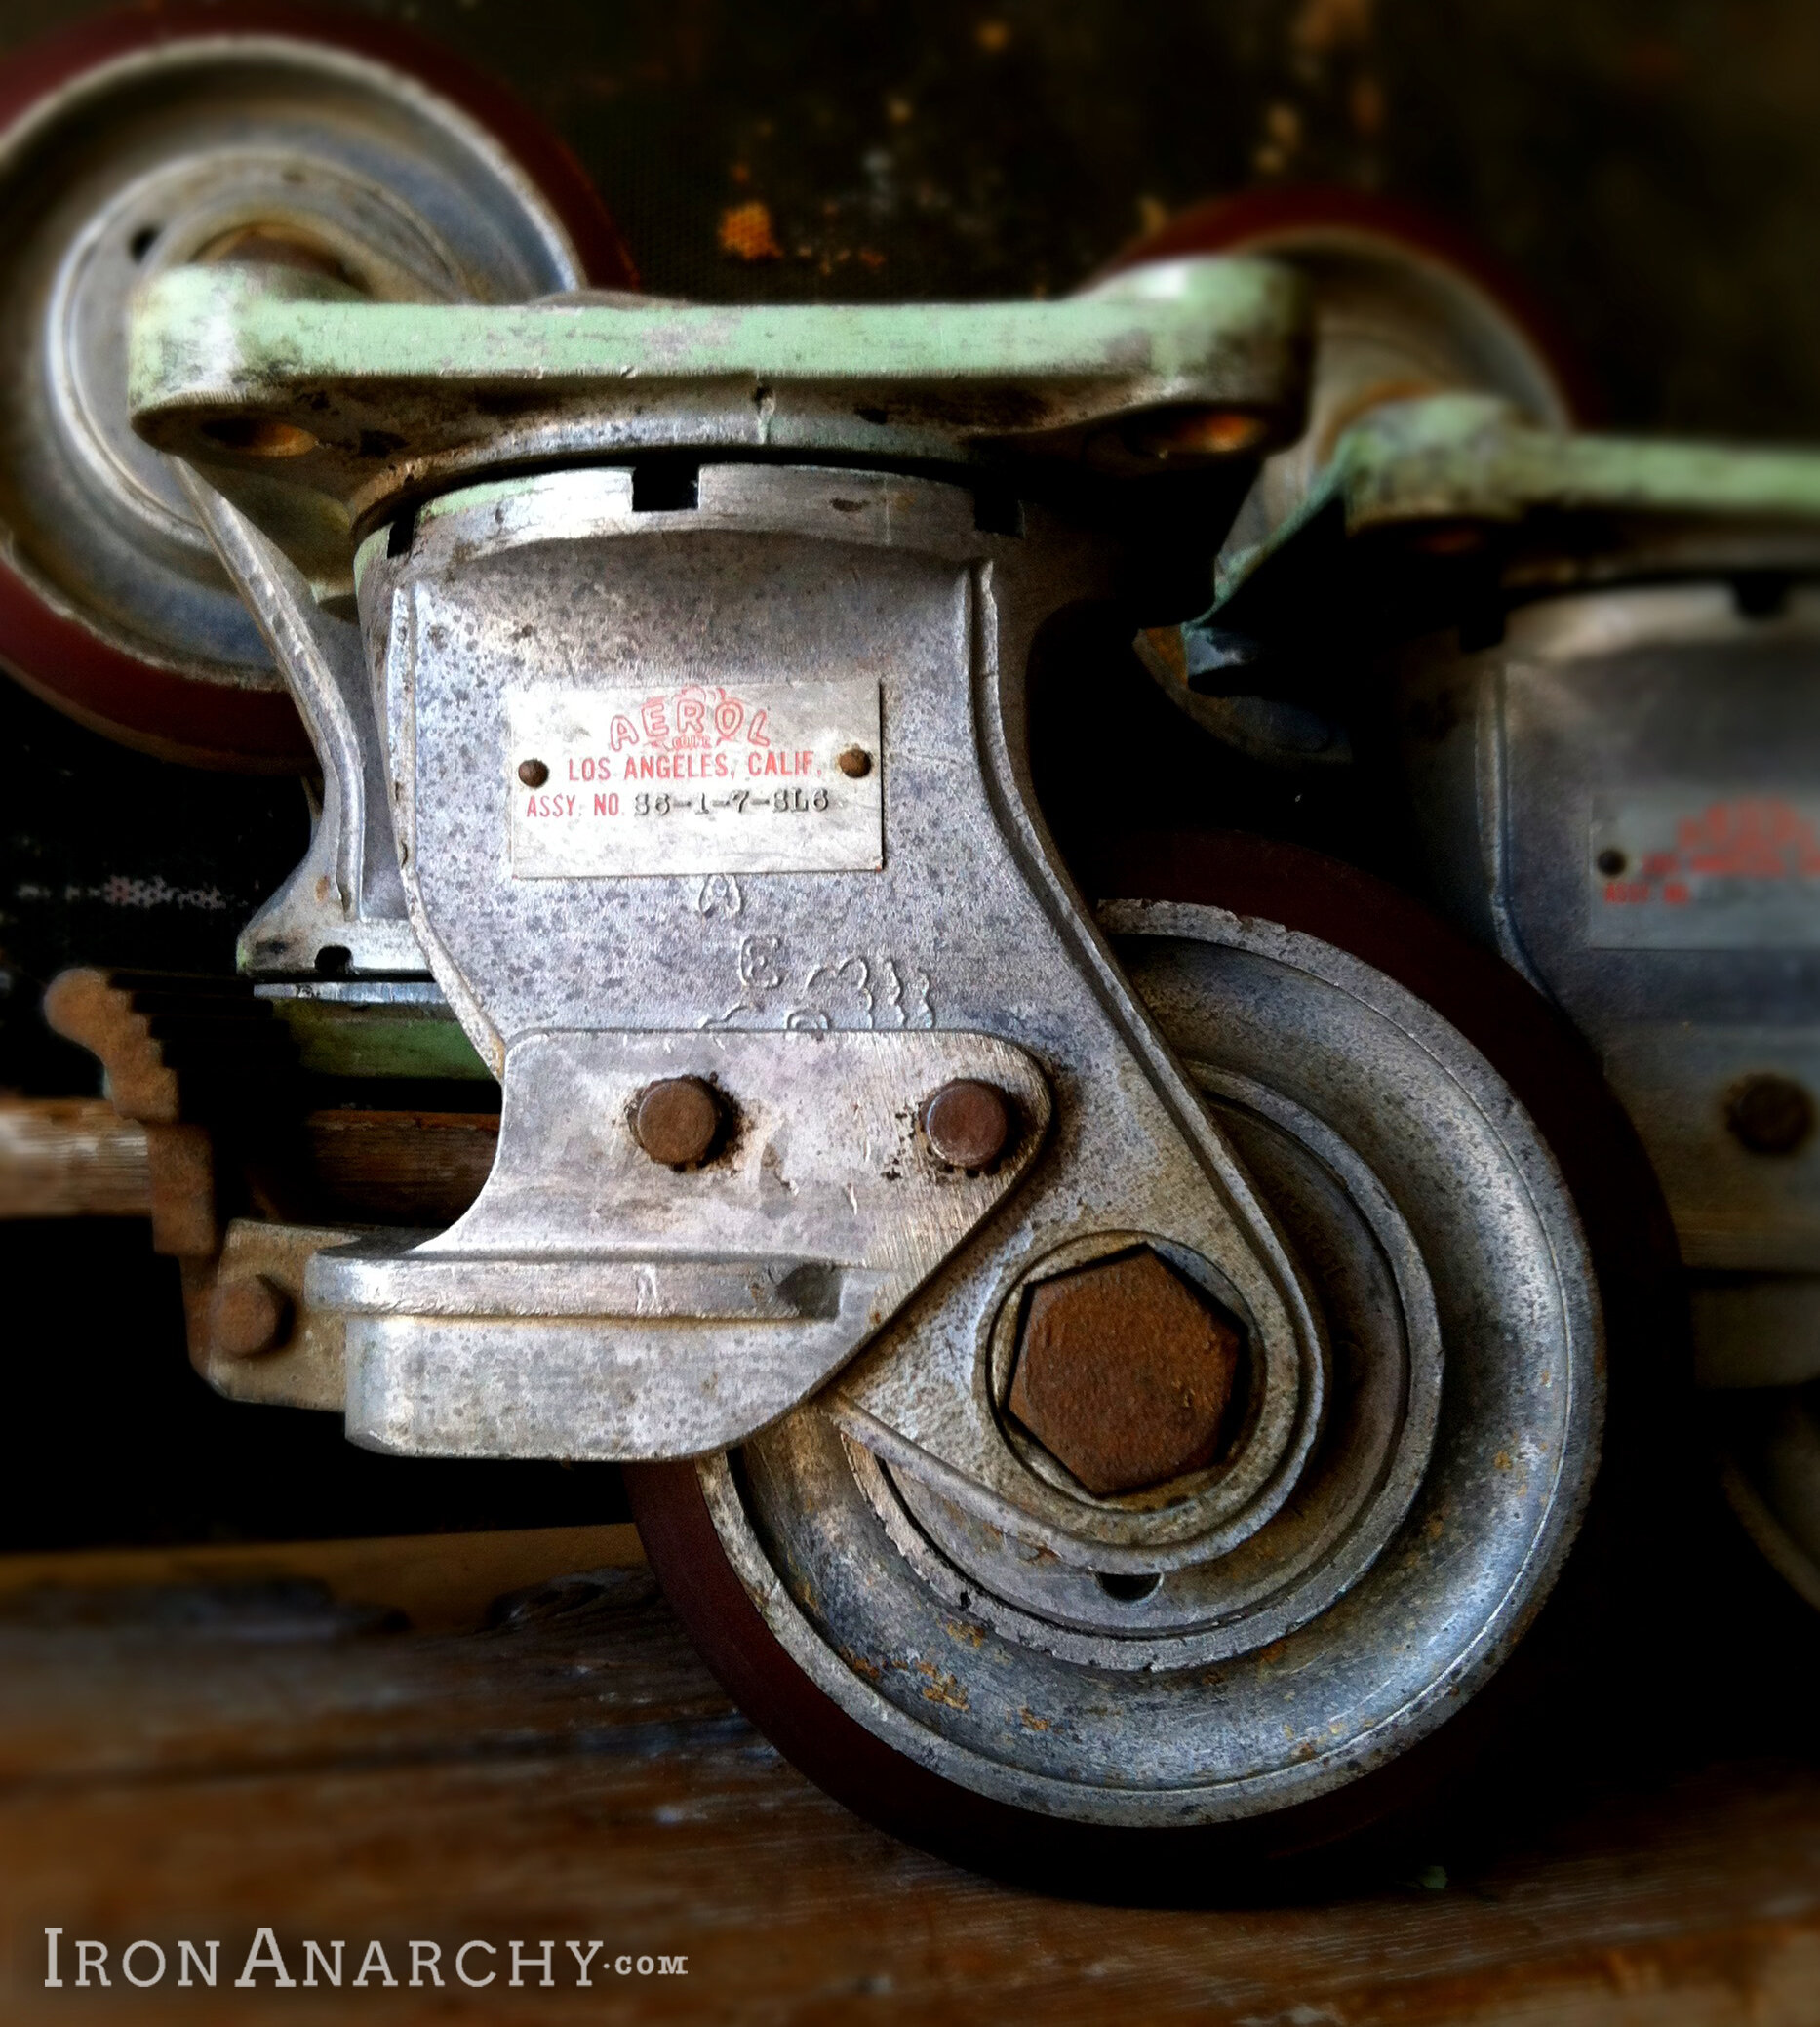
xmin=507 ymin=679 xmax=883 ymax=878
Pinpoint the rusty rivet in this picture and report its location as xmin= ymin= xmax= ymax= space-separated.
xmin=1726 ymin=1073 xmax=1815 ymax=1157
xmin=634 ymin=1077 xmax=723 ymax=1167
xmin=922 ymin=1079 xmax=1013 ymax=1170
xmin=196 ymin=415 xmax=320 ymax=458
xmin=837 ymin=745 xmax=873 ymax=778
xmin=208 ymin=1274 xmax=293 ymax=1360
xmin=518 ymin=758 xmax=549 ymax=787
xmin=1007 ymin=1248 xmax=1244 ymax=1497
xmin=1126 ymin=407 xmax=1271 ymax=461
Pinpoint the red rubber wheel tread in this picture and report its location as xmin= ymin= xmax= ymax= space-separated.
xmin=627 ymin=832 xmax=1688 ymax=1892
xmin=0 ymin=1 xmax=636 ymax=773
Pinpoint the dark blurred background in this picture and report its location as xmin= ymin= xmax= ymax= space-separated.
xmin=7 ymin=0 xmax=1820 ymax=1552
xmin=1 ymin=0 xmax=1809 ymax=427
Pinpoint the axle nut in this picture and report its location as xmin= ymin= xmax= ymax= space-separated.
xmin=208 ymin=1274 xmax=293 ymax=1360
xmin=922 ymin=1079 xmax=1013 ymax=1170
xmin=633 ymin=1077 xmax=723 ymax=1167
xmin=1007 ymin=1248 xmax=1244 ymax=1497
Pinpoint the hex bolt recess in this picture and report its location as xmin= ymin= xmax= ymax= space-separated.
xmin=922 ymin=1079 xmax=1013 ymax=1170
xmin=634 ymin=1077 xmax=724 ymax=1168
xmin=209 ymin=1274 xmax=293 ymax=1360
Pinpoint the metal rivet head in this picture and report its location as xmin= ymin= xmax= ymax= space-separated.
xmin=634 ymin=1077 xmax=723 ymax=1167
xmin=921 ymin=1079 xmax=1013 ymax=1170
xmin=1125 ymin=407 xmax=1270 ymax=461
xmin=208 ymin=1274 xmax=293 ymax=1360
xmin=837 ymin=745 xmax=873 ymax=778
xmin=518 ymin=758 xmax=549 ymax=787
xmin=197 ymin=416 xmax=318 ymax=458
xmin=1726 ymin=1073 xmax=1814 ymax=1156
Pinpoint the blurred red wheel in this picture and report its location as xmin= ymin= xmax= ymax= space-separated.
xmin=0 ymin=3 xmax=633 ymax=769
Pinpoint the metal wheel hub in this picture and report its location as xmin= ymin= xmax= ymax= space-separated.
xmin=690 ymin=901 xmax=1601 ymax=1826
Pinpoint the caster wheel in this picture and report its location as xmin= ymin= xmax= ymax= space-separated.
xmin=627 ymin=837 xmax=1682 ymax=1886
xmin=0 ymin=3 xmax=633 ymax=769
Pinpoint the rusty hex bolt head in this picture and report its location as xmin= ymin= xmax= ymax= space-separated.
xmin=1007 ymin=1248 xmax=1244 ymax=1497
xmin=922 ymin=1079 xmax=1013 ymax=1170
xmin=633 ymin=1077 xmax=723 ymax=1167
xmin=208 ymin=1274 xmax=293 ymax=1360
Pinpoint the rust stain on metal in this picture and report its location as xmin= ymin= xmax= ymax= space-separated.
xmin=42 ymin=969 xmax=180 ymax=1123
xmin=916 ymin=1662 xmax=969 ymax=1711
xmin=1007 ymin=1248 xmax=1244 ymax=1497
xmin=837 ymin=1646 xmax=884 ymax=1684
xmin=718 ymin=200 xmax=783 ymax=261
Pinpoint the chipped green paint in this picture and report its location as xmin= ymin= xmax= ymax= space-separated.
xmin=133 ymin=258 xmax=1304 ymax=406
xmin=130 ymin=256 xmax=1312 ymax=586
xmin=261 ymin=993 xmax=493 ymax=1083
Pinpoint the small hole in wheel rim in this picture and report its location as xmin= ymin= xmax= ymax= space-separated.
xmin=1094 ymin=1570 xmax=1162 ymax=1603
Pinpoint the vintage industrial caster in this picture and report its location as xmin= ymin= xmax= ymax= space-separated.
xmin=27 ymin=88 xmax=1817 ymax=1876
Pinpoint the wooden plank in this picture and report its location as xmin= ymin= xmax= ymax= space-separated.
xmin=0 ymin=1523 xmax=644 ymax=1634
xmin=0 ymin=1536 xmax=1814 ymax=2022
xmin=0 ymin=1098 xmax=149 ymax=1218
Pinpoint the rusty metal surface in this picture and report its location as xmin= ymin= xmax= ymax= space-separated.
xmin=1006 ymin=1247 xmax=1244 ymax=1497
xmin=196 ymin=1218 xmax=366 ymax=1413
xmin=204 ymin=1270 xmax=291 ymax=1362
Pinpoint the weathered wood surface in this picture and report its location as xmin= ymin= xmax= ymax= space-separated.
xmin=0 ymin=1530 xmax=1815 ymax=2025
xmin=0 ymin=1100 xmax=150 ymax=1219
